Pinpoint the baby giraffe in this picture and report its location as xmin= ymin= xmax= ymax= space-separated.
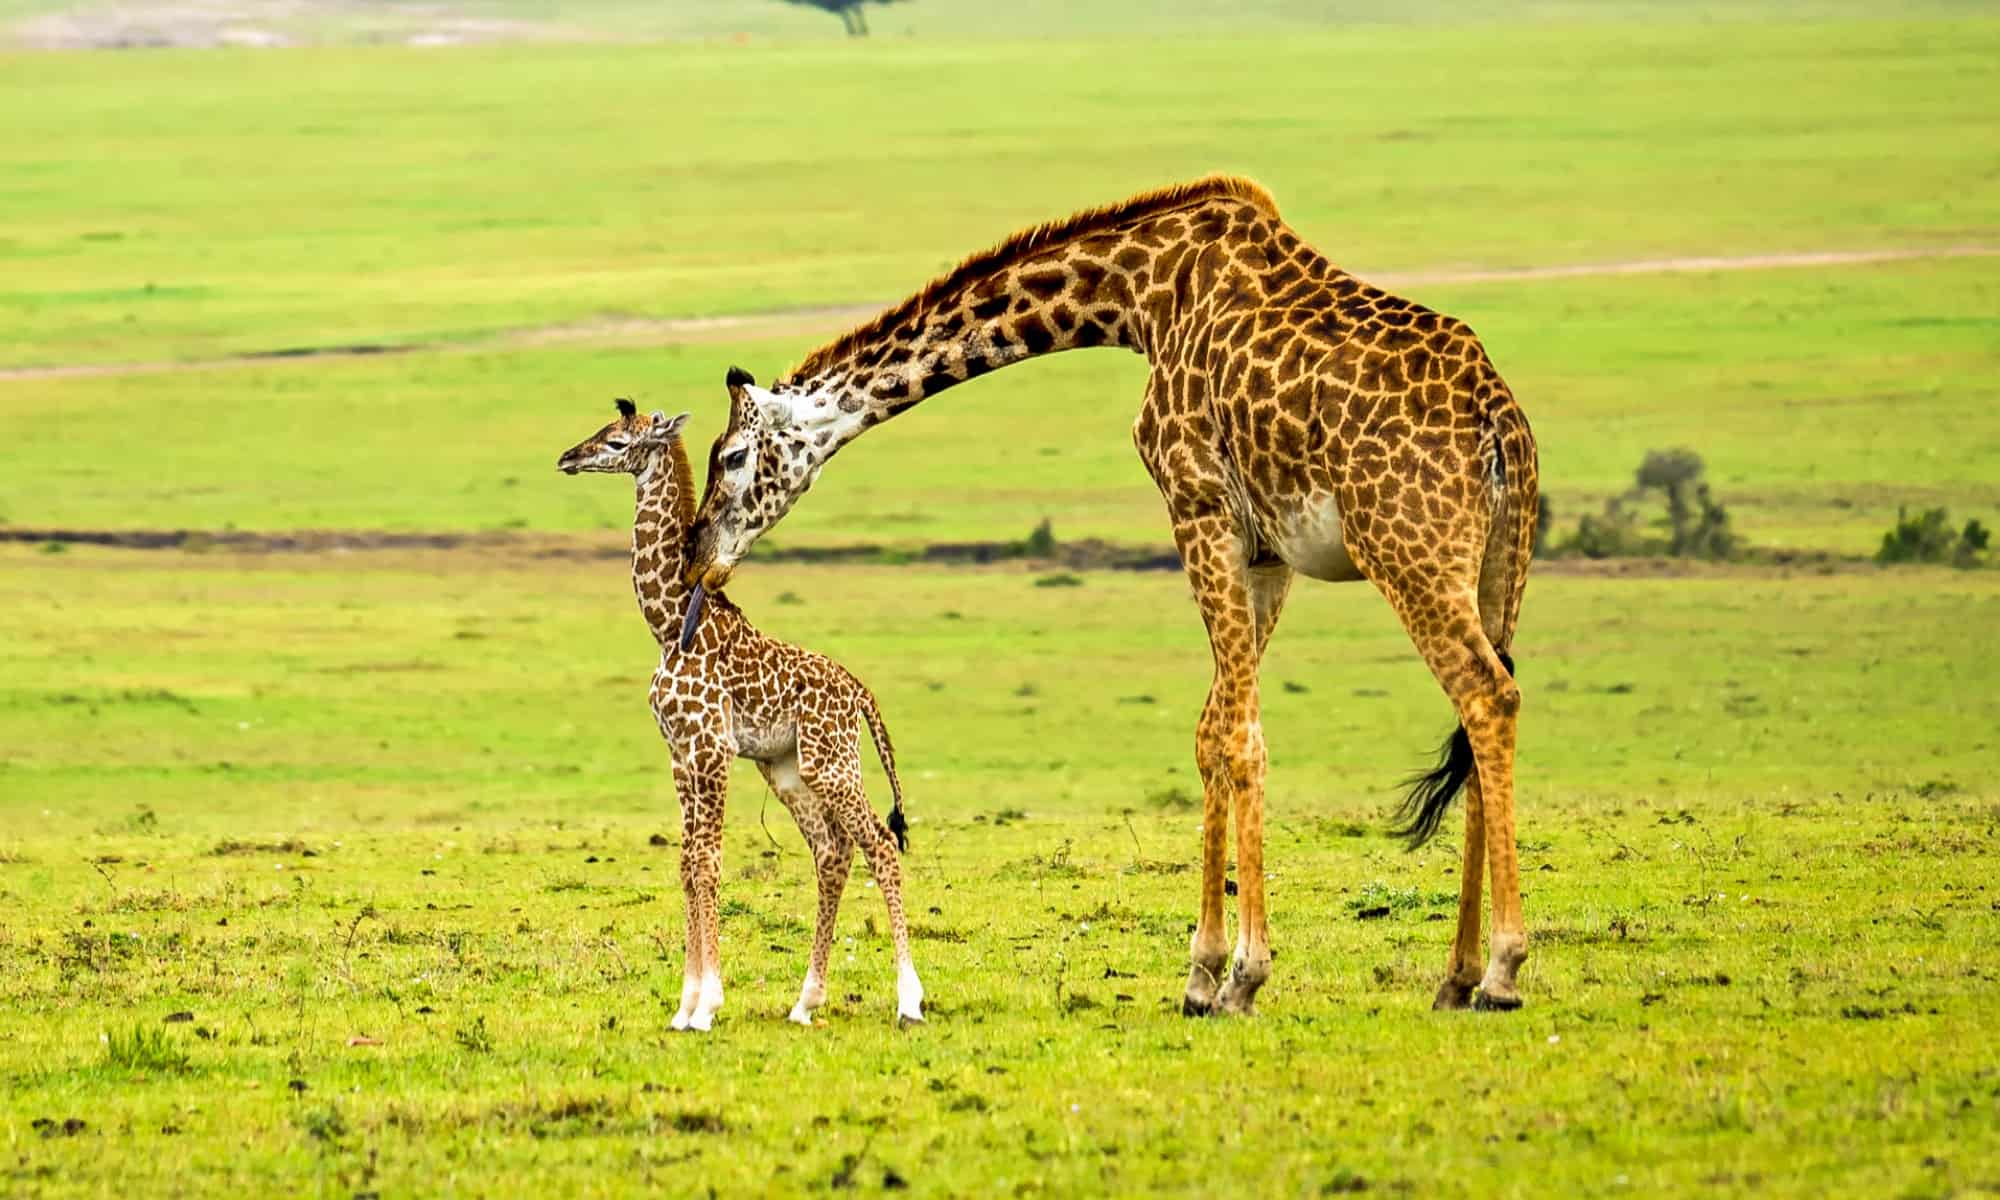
xmin=558 ymin=400 xmax=924 ymax=1030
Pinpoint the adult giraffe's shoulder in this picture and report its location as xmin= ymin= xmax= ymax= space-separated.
xmin=683 ymin=174 xmax=1539 ymax=1015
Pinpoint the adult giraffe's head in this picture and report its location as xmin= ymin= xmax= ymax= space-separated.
xmin=683 ymin=366 xmax=840 ymax=590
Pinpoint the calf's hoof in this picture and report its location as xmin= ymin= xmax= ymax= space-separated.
xmin=1472 ymin=990 xmax=1522 ymax=1013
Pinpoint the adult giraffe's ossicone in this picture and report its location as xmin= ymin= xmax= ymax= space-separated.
xmin=684 ymin=175 xmax=1538 ymax=1014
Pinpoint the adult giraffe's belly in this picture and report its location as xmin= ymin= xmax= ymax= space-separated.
xmin=1261 ymin=493 xmax=1365 ymax=583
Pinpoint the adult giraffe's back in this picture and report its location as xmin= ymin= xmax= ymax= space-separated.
xmin=685 ymin=176 xmax=1538 ymax=1014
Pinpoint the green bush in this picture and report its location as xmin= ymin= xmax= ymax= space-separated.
xmin=1549 ymin=448 xmax=1739 ymax=561
xmin=1876 ymin=508 xmax=1990 ymax=568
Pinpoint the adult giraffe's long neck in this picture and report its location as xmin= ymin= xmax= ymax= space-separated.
xmin=630 ymin=441 xmax=700 ymax=648
xmin=777 ymin=176 xmax=1278 ymax=442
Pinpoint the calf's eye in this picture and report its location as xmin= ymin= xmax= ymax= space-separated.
xmin=722 ymin=449 xmax=749 ymax=470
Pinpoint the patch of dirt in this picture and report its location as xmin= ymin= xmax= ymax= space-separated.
xmin=0 ymin=526 xmax=539 ymax=554
xmin=4 ymin=526 xmax=1883 ymax=576
xmin=1373 ymin=246 xmax=1997 ymax=288
xmin=3 ymin=246 xmax=1990 ymax=383
xmin=505 ymin=306 xmax=883 ymax=350
xmin=0 ymin=525 xmax=1182 ymax=568
xmin=12 ymin=0 xmax=555 ymax=50
xmin=1533 ymin=549 xmax=1875 ymax=578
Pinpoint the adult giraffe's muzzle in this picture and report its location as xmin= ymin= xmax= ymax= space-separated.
xmin=677 ymin=559 xmax=732 ymax=588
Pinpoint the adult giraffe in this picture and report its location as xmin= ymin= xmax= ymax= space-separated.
xmin=683 ymin=175 xmax=1538 ymax=1015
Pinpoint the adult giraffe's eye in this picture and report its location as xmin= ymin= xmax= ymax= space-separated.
xmin=722 ymin=448 xmax=749 ymax=471
xmin=605 ymin=440 xmax=628 ymax=452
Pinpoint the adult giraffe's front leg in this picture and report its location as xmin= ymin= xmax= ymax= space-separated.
xmin=1216 ymin=563 xmax=1291 ymax=1014
xmin=1173 ymin=513 xmax=1279 ymax=1017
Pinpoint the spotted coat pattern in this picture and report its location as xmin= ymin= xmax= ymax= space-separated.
xmin=686 ymin=176 xmax=1539 ymax=1016
xmin=559 ymin=405 xmax=923 ymax=1030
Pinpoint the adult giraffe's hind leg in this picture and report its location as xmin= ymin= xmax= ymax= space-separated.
xmin=1379 ymin=569 xmax=1528 ymax=1011
xmin=1433 ymin=777 xmax=1486 ymax=1011
xmin=1469 ymin=715 xmax=1527 ymax=1011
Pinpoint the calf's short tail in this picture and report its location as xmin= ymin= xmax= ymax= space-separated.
xmin=858 ymin=689 xmax=908 ymax=851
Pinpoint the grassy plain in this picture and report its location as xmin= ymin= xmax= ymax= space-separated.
xmin=3 ymin=546 xmax=1998 ymax=1197
xmin=3 ymin=2 xmax=2000 ymax=1195
xmin=4 ymin=254 xmax=1995 ymax=555
xmin=2 ymin=18 xmax=1996 ymax=367
xmin=3 ymin=16 xmax=1995 ymax=555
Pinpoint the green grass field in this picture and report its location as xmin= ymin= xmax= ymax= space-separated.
xmin=3 ymin=548 xmax=1998 ymax=1194
xmin=3 ymin=2 xmax=1999 ymax=1195
xmin=5 ymin=255 xmax=1995 ymax=555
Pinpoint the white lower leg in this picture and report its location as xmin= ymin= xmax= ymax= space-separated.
xmin=688 ymin=970 xmax=724 ymax=1032
xmin=896 ymin=960 xmax=925 ymax=1024
xmin=789 ymin=971 xmax=826 ymax=1026
xmin=671 ymin=970 xmax=700 ymax=1031
xmin=1480 ymin=929 xmax=1527 ymax=1000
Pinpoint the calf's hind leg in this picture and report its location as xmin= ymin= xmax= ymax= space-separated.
xmin=759 ymin=754 xmax=853 ymax=1026
xmin=798 ymin=723 xmax=923 ymax=1026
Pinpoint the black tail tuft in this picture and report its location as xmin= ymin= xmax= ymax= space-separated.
xmin=887 ymin=806 xmax=909 ymax=853
xmin=1390 ymin=651 xmax=1516 ymax=849
xmin=1391 ymin=726 xmax=1475 ymax=849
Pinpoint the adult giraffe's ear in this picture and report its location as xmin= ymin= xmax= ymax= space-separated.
xmin=725 ymin=366 xmax=792 ymax=430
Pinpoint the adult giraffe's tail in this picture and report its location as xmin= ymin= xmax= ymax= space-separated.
xmin=858 ymin=688 xmax=909 ymax=851
xmin=1390 ymin=398 xmax=1538 ymax=848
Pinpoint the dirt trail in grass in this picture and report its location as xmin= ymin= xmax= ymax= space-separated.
xmin=5 ymin=245 xmax=1992 ymax=382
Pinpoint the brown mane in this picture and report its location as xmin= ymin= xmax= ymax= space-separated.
xmin=780 ymin=174 xmax=1278 ymax=385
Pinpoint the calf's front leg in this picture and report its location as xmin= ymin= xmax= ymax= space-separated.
xmin=669 ymin=741 xmax=731 ymax=1032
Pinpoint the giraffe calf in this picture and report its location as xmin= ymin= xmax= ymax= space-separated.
xmin=558 ymin=401 xmax=923 ymax=1031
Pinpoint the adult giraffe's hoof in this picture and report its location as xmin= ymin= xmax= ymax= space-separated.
xmin=1215 ymin=958 xmax=1269 ymax=1016
xmin=1472 ymin=990 xmax=1523 ymax=1013
xmin=1433 ymin=977 xmax=1477 ymax=1011
xmin=1183 ymin=959 xmax=1224 ymax=1017
xmin=896 ymin=1014 xmax=926 ymax=1031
